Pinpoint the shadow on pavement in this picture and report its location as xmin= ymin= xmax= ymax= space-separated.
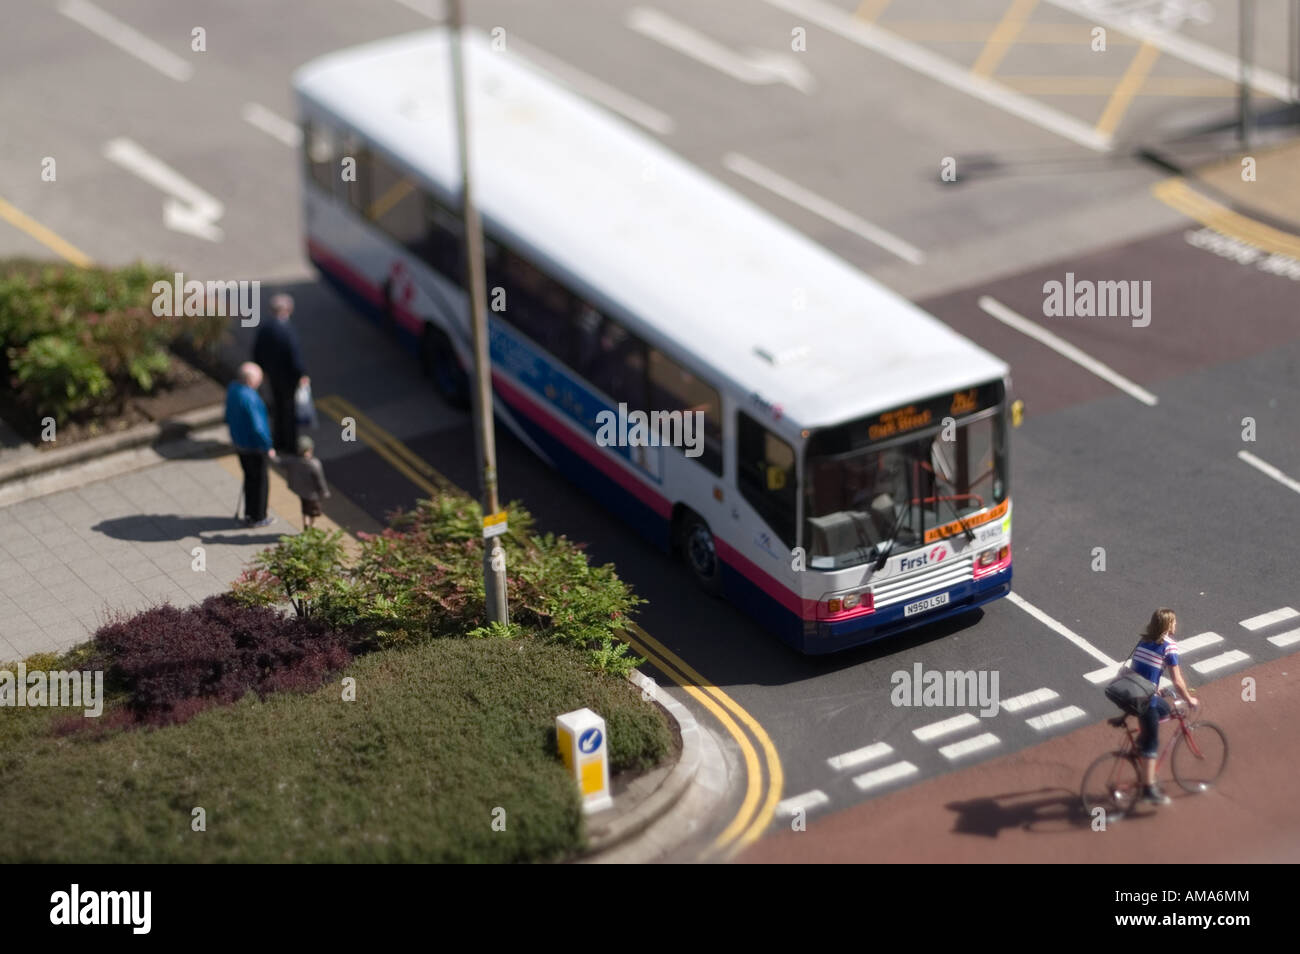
xmin=944 ymin=786 xmax=1117 ymax=838
xmin=92 ymin=515 xmax=285 ymax=546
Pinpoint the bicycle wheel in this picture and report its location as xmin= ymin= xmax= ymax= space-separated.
xmin=1081 ymin=750 xmax=1142 ymax=819
xmin=1171 ymin=721 xmax=1228 ymax=793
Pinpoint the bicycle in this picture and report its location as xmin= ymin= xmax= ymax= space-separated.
xmin=1080 ymin=687 xmax=1228 ymax=819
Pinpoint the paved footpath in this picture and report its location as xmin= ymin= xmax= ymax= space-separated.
xmin=741 ymin=656 xmax=1300 ymax=863
xmin=0 ymin=431 xmax=372 ymax=662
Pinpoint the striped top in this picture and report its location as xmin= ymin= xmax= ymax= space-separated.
xmin=1130 ymin=637 xmax=1181 ymax=686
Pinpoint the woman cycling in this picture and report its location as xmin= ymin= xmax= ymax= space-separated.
xmin=1130 ymin=608 xmax=1199 ymax=805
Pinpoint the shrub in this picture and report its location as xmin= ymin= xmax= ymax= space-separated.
xmin=231 ymin=527 xmax=347 ymax=618
xmin=8 ymin=334 xmax=112 ymax=422
xmin=91 ymin=595 xmax=353 ymax=726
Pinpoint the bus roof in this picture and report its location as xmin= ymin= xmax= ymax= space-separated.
xmin=293 ymin=30 xmax=1009 ymax=432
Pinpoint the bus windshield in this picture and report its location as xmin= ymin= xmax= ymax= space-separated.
xmin=804 ymin=411 xmax=1008 ymax=570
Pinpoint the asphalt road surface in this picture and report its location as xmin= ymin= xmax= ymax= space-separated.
xmin=2 ymin=0 xmax=1297 ymax=860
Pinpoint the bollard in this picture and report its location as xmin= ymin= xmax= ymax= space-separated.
xmin=556 ymin=708 xmax=613 ymax=813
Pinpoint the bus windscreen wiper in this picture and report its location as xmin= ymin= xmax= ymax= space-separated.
xmin=935 ymin=493 xmax=977 ymax=544
xmin=873 ymin=497 xmax=912 ymax=571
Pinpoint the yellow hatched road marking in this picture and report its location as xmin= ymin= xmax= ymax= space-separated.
xmin=971 ymin=0 xmax=1040 ymax=77
xmin=1095 ymin=41 xmax=1161 ymax=135
xmin=886 ymin=21 xmax=1137 ymax=44
xmin=317 ymin=393 xmax=784 ymax=856
xmin=1000 ymin=75 xmax=1236 ymax=96
xmin=0 ymin=196 xmax=94 ymax=267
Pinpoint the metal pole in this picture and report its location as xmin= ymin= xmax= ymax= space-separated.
xmin=448 ymin=0 xmax=508 ymax=624
xmin=1291 ymin=0 xmax=1300 ymax=104
xmin=1239 ymin=0 xmax=1254 ymax=146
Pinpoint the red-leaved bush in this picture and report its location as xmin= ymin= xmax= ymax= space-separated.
xmin=91 ymin=594 xmax=354 ymax=726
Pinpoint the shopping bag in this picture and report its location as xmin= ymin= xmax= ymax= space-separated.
xmin=295 ymin=381 xmax=317 ymax=429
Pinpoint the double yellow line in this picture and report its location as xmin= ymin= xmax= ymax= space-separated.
xmin=316 ymin=393 xmax=783 ymax=857
xmin=1153 ymin=178 xmax=1300 ymax=261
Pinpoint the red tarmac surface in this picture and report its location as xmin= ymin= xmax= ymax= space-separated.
xmin=742 ymin=657 xmax=1299 ymax=863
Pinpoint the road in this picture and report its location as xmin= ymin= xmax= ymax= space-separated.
xmin=1 ymin=0 xmax=1298 ymax=860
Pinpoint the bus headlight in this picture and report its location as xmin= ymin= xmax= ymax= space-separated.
xmin=821 ymin=590 xmax=874 ymax=618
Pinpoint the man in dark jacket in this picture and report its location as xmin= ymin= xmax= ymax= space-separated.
xmin=225 ymin=362 xmax=277 ymax=527
xmin=252 ymin=293 xmax=309 ymax=454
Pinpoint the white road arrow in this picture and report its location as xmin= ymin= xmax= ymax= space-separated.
xmin=103 ymin=137 xmax=225 ymax=242
xmin=627 ymin=7 xmax=816 ymax=94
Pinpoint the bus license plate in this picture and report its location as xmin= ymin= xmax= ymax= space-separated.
xmin=904 ymin=593 xmax=950 ymax=617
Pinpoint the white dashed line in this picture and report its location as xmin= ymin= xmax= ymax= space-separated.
xmin=1000 ymin=687 xmax=1059 ymax=713
xmin=723 ymin=153 xmax=925 ymax=264
xmin=1175 ymin=632 xmax=1224 ymax=655
xmin=776 ymin=789 xmax=829 ymax=816
xmin=1026 ymin=705 xmax=1087 ymax=732
xmin=1238 ymin=452 xmax=1300 ymax=496
xmin=1085 ymin=662 xmax=1125 ymax=684
xmin=912 ymin=713 xmax=979 ymax=742
xmin=853 ymin=760 xmax=919 ymax=791
xmin=1192 ymin=650 xmax=1252 ymax=675
xmin=938 ymin=733 xmax=1000 ymax=760
xmin=979 ymin=298 xmax=1158 ymax=406
xmin=827 ymin=742 xmax=893 ymax=772
xmin=1240 ymin=607 xmax=1299 ymax=631
xmin=241 ymin=103 xmax=302 ymax=148
xmin=59 ymin=0 xmax=193 ymax=81
xmin=1268 ymin=628 xmax=1300 ymax=648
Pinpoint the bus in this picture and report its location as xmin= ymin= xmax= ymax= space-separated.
xmin=292 ymin=29 xmax=1014 ymax=654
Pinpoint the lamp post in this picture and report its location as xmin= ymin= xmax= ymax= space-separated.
xmin=448 ymin=0 xmax=508 ymax=623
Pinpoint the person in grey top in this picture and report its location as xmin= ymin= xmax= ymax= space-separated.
xmin=284 ymin=435 xmax=330 ymax=528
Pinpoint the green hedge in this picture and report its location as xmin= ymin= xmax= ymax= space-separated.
xmin=0 ymin=638 xmax=671 ymax=862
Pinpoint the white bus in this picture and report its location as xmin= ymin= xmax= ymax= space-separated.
xmin=293 ymin=29 xmax=1014 ymax=654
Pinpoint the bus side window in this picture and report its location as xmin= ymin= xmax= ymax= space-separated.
xmin=304 ymin=121 xmax=335 ymax=193
xmin=366 ymin=152 xmax=425 ymax=251
xmin=425 ymin=198 xmax=464 ymax=287
xmin=342 ymin=138 xmax=371 ymax=214
xmin=647 ymin=349 xmax=722 ymax=475
xmin=737 ymin=412 xmax=796 ymax=547
xmin=580 ymin=316 xmax=646 ymax=411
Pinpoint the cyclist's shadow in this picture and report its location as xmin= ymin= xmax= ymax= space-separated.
xmin=944 ymin=787 xmax=1149 ymax=836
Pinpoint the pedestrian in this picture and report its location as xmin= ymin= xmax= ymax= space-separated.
xmin=284 ymin=435 xmax=330 ymax=529
xmin=252 ymin=292 xmax=309 ymax=455
xmin=225 ymin=362 xmax=277 ymax=528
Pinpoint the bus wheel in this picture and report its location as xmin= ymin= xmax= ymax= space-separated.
xmin=421 ymin=327 xmax=470 ymax=410
xmin=678 ymin=511 xmax=722 ymax=596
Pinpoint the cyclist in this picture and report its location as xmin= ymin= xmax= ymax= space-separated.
xmin=1129 ymin=608 xmax=1199 ymax=805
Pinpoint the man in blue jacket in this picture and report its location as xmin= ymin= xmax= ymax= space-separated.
xmin=225 ymin=362 xmax=277 ymax=527
xmin=252 ymin=293 xmax=309 ymax=455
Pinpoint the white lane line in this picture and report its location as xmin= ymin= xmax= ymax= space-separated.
xmin=979 ymin=296 xmax=1158 ymax=406
xmin=723 ymin=153 xmax=925 ymax=264
xmin=1268 ymin=628 xmax=1300 ymax=648
xmin=626 ymin=7 xmax=815 ymax=93
xmin=827 ymin=741 xmax=893 ymax=771
xmin=1240 ymin=606 xmax=1299 ymax=631
xmin=1176 ymin=632 xmax=1224 ymax=655
xmin=776 ymin=789 xmax=830 ymax=815
xmin=1085 ymin=663 xmax=1124 ymax=684
xmin=241 ymin=103 xmax=302 ymax=148
xmin=853 ymin=760 xmax=919 ymax=791
xmin=506 ymin=35 xmax=676 ymax=136
xmin=1026 ymin=705 xmax=1087 ymax=731
xmin=102 ymin=137 xmax=224 ymax=242
xmin=938 ymin=733 xmax=1000 ymax=760
xmin=58 ymin=0 xmax=193 ymax=82
xmin=1005 ymin=591 xmax=1123 ymax=675
xmin=912 ymin=712 xmax=979 ymax=741
xmin=1043 ymin=0 xmax=1295 ymax=103
xmin=1000 ymin=687 xmax=1059 ymax=713
xmin=757 ymin=0 xmax=1112 ymax=152
xmin=1192 ymin=649 xmax=1252 ymax=675
xmin=1238 ymin=452 xmax=1300 ymax=496
xmin=390 ymin=0 xmax=441 ymax=18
